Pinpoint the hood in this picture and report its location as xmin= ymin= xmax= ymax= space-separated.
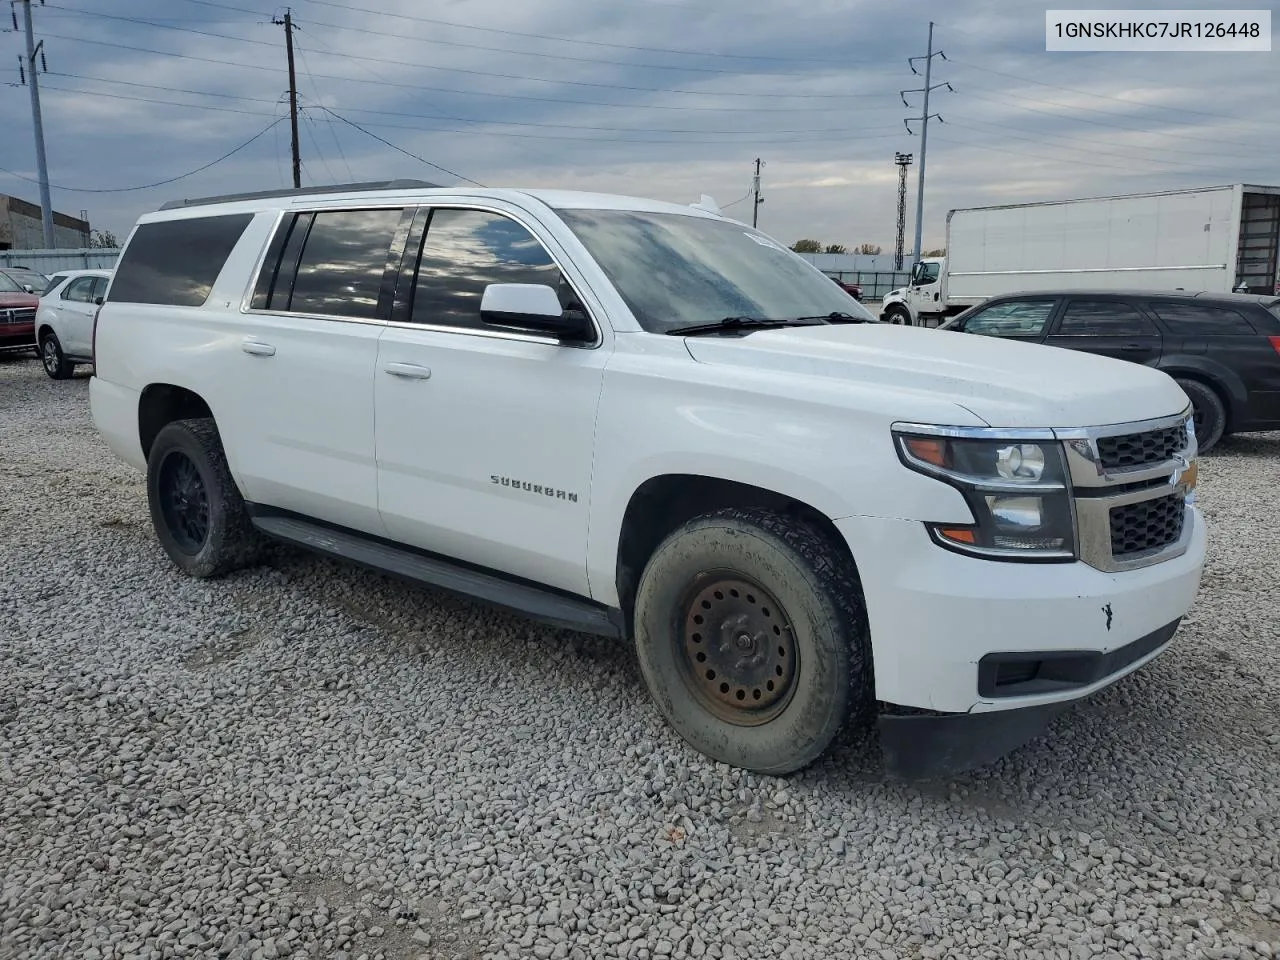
xmin=0 ymin=292 xmax=38 ymax=308
xmin=683 ymin=323 xmax=1190 ymax=429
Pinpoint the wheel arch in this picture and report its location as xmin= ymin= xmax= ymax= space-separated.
xmin=613 ymin=473 xmax=860 ymax=637
xmin=138 ymin=383 xmax=214 ymax=460
xmin=1158 ymin=359 xmax=1240 ymax=431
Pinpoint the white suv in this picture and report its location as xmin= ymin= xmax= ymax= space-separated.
xmin=89 ymin=180 xmax=1206 ymax=778
xmin=36 ymin=268 xmax=113 ymax=379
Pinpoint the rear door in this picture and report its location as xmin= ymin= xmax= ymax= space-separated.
xmin=57 ymin=276 xmax=100 ymax=357
xmin=1043 ymin=297 xmax=1163 ymax=367
xmin=222 ymin=206 xmax=410 ymax=535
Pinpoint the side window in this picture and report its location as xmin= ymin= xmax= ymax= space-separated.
xmin=109 ymin=213 xmax=254 ymax=307
xmin=1055 ymin=300 xmax=1156 ymax=337
xmin=962 ymin=300 xmax=1056 ymax=338
xmin=1148 ymin=302 xmax=1257 ymax=335
xmin=286 ymin=208 xmax=404 ymax=319
xmin=62 ymin=277 xmax=95 ymax=303
xmin=409 ymin=209 xmax=563 ymax=331
xmin=91 ymin=276 xmax=109 ymax=302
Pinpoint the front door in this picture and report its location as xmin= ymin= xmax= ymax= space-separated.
xmin=1043 ymin=298 xmax=1163 ymax=367
xmin=374 ymin=205 xmax=608 ymax=596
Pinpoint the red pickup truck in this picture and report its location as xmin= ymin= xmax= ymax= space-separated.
xmin=0 ymin=271 xmax=39 ymax=355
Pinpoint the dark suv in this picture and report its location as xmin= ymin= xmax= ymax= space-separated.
xmin=940 ymin=289 xmax=1280 ymax=453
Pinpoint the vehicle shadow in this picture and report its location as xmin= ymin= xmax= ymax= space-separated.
xmin=1210 ymin=431 xmax=1280 ymax=459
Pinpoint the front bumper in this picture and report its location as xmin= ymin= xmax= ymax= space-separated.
xmin=832 ymin=511 xmax=1205 ymax=771
xmin=879 ymin=618 xmax=1180 ymax=779
xmin=0 ymin=324 xmax=35 ymax=349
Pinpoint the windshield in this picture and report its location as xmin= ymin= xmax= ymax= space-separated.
xmin=0 ymin=272 xmax=23 ymax=293
xmin=556 ymin=208 xmax=878 ymax=333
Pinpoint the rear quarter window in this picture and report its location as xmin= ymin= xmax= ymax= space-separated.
xmin=1148 ymin=302 xmax=1257 ymax=336
xmin=108 ymin=213 xmax=254 ymax=306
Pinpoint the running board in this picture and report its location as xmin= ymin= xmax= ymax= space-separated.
xmin=251 ymin=513 xmax=624 ymax=638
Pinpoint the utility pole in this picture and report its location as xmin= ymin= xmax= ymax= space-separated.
xmin=16 ymin=0 xmax=54 ymax=248
xmin=902 ymin=22 xmax=951 ymax=265
xmin=893 ymin=152 xmax=913 ymax=270
xmin=273 ymin=8 xmax=301 ymax=188
xmin=751 ymin=158 xmax=764 ymax=228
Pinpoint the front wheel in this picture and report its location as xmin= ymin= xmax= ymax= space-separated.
xmin=883 ymin=305 xmax=912 ymax=326
xmin=146 ymin=418 xmax=264 ymax=578
xmin=632 ymin=508 xmax=871 ymax=775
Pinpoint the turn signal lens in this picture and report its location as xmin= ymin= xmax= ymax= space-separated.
xmin=904 ymin=437 xmax=947 ymax=467
xmin=937 ymin=527 xmax=977 ymax=545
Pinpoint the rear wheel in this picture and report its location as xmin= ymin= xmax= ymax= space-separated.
xmin=883 ymin=305 xmax=912 ymax=326
xmin=146 ymin=418 xmax=264 ymax=578
xmin=1176 ymin=379 xmax=1226 ymax=454
xmin=40 ymin=332 xmax=73 ymax=379
xmin=632 ymin=508 xmax=871 ymax=775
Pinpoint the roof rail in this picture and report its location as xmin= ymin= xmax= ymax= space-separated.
xmin=158 ymin=179 xmax=443 ymax=211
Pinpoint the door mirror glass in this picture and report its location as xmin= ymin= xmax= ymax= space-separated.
xmin=480 ymin=283 xmax=589 ymax=340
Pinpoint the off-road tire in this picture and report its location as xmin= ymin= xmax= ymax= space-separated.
xmin=1176 ymin=378 xmax=1226 ymax=454
xmin=146 ymin=418 xmax=264 ymax=578
xmin=632 ymin=508 xmax=872 ymax=775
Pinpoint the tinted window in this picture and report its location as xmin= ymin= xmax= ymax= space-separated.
xmin=411 ymin=209 xmax=562 ymax=330
xmin=1269 ymin=303 xmax=1280 ymax=322
xmin=109 ymin=213 xmax=254 ymax=306
xmin=43 ymin=274 xmax=68 ymax=295
xmin=1056 ymin=300 xmax=1155 ymax=337
xmin=556 ymin=208 xmax=877 ymax=334
xmin=285 ymin=208 xmax=402 ymax=319
xmin=962 ymin=300 xmax=1056 ymax=338
xmin=91 ymin=276 xmax=109 ymax=301
xmin=63 ymin=277 xmax=96 ymax=303
xmin=1149 ymin=302 xmax=1257 ymax=335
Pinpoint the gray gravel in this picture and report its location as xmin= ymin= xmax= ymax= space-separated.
xmin=3 ymin=353 xmax=1280 ymax=960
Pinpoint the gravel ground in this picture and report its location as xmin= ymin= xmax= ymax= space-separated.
xmin=3 ymin=354 xmax=1280 ymax=960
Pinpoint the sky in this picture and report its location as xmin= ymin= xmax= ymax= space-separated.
xmin=1 ymin=0 xmax=1278 ymax=253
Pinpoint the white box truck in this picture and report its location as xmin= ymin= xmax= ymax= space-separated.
xmin=881 ymin=184 xmax=1280 ymax=326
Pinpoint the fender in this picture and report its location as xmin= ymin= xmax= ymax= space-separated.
xmin=1156 ymin=354 xmax=1245 ymax=419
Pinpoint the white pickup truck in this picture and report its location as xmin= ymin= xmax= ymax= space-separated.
xmin=89 ymin=180 xmax=1206 ymax=779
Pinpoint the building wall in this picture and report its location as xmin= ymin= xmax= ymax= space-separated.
xmin=0 ymin=249 xmax=119 ymax=273
xmin=0 ymin=195 xmax=91 ymax=250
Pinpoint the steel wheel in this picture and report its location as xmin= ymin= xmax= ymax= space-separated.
xmin=157 ymin=450 xmax=210 ymax=555
xmin=677 ymin=574 xmax=799 ymax=726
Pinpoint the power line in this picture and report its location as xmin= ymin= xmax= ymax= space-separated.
xmin=36 ymin=31 xmax=867 ymax=113
xmin=251 ymin=0 xmax=855 ymax=64
xmin=947 ymin=58 xmax=1266 ymax=125
xmin=292 ymin=41 xmax=352 ymax=180
xmin=0 ymin=117 xmax=285 ymax=193
xmin=39 ymin=83 xmax=285 ymax=118
xmin=34 ymin=13 xmax=865 ymax=101
xmin=318 ymin=108 xmax=484 ymax=187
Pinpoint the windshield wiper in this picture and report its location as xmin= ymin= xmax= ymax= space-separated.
xmin=791 ymin=311 xmax=873 ymax=324
xmin=665 ymin=315 xmax=827 ymax=337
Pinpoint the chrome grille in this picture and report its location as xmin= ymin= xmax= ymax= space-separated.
xmin=1110 ymin=492 xmax=1186 ymax=558
xmin=1063 ymin=409 xmax=1197 ymax=573
xmin=1095 ymin=425 xmax=1186 ymax=470
xmin=2 ymin=308 xmax=35 ymax=325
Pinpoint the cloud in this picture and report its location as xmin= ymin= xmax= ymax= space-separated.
xmin=0 ymin=0 xmax=1275 ymax=254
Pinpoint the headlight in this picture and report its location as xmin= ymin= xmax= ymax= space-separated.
xmin=894 ymin=430 xmax=1076 ymax=561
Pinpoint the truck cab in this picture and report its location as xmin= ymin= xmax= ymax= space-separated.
xmin=881 ymin=257 xmax=947 ymax=327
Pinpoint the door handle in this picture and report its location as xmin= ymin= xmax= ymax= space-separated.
xmin=241 ymin=338 xmax=276 ymax=357
xmin=1118 ymin=343 xmax=1146 ymax=351
xmin=383 ymin=361 xmax=432 ymax=380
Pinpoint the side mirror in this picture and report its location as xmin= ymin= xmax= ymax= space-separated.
xmin=94 ymin=296 xmax=105 ymax=306
xmin=22 ymin=284 xmax=35 ymax=294
xmin=480 ymin=283 xmax=591 ymax=341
